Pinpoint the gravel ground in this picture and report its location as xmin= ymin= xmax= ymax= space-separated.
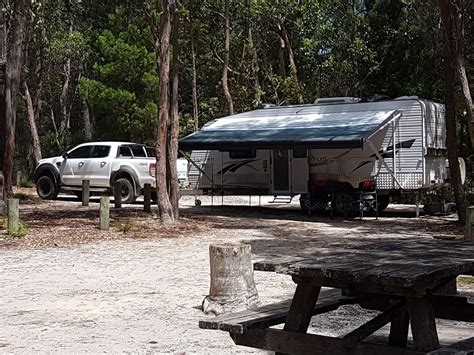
xmin=0 ymin=191 xmax=472 ymax=353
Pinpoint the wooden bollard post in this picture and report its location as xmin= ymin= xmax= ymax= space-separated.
xmin=113 ymin=181 xmax=122 ymax=209
xmin=99 ymin=196 xmax=110 ymax=231
xmin=82 ymin=180 xmax=90 ymax=206
xmin=143 ymin=183 xmax=151 ymax=213
xmin=466 ymin=207 xmax=474 ymax=242
xmin=15 ymin=171 xmax=21 ymax=186
xmin=7 ymin=198 xmax=19 ymax=234
xmin=202 ymin=243 xmax=260 ymax=315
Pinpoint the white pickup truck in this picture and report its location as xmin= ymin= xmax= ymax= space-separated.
xmin=34 ymin=141 xmax=162 ymax=203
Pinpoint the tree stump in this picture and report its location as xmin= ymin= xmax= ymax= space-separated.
xmin=202 ymin=243 xmax=260 ymax=315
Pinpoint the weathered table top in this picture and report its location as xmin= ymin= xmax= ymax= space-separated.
xmin=254 ymin=239 xmax=474 ymax=296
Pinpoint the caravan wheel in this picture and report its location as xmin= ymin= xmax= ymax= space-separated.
xmin=333 ymin=192 xmax=358 ymax=216
xmin=299 ymin=194 xmax=327 ymax=214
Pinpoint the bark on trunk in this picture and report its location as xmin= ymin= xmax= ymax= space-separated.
xmin=440 ymin=0 xmax=468 ymax=223
xmin=155 ymin=0 xmax=174 ymax=224
xmin=222 ymin=0 xmax=234 ymax=115
xmin=22 ymin=80 xmax=42 ymax=165
xmin=82 ymin=99 xmax=93 ymax=140
xmin=248 ymin=27 xmax=261 ymax=107
xmin=191 ymin=25 xmax=199 ymax=131
xmin=202 ymin=244 xmax=260 ymax=315
xmin=278 ymin=34 xmax=286 ymax=77
xmin=277 ymin=14 xmax=297 ymax=79
xmin=168 ymin=8 xmax=180 ymax=219
xmin=440 ymin=0 xmax=474 ymax=149
xmin=59 ymin=57 xmax=71 ymax=147
xmin=3 ymin=0 xmax=27 ymax=200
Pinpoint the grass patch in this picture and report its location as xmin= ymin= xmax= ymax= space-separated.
xmin=19 ymin=179 xmax=35 ymax=188
xmin=14 ymin=192 xmax=41 ymax=203
xmin=114 ymin=219 xmax=136 ymax=234
xmin=7 ymin=220 xmax=29 ymax=238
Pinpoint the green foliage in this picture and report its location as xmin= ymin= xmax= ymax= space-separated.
xmin=13 ymin=0 xmax=472 ymax=176
xmin=114 ymin=219 xmax=135 ymax=234
xmin=79 ymin=7 xmax=158 ymax=144
xmin=19 ymin=179 xmax=35 ymax=188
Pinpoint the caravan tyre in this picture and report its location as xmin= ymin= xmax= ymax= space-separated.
xmin=333 ymin=191 xmax=358 ymax=216
xmin=299 ymin=194 xmax=327 ymax=214
xmin=377 ymin=195 xmax=390 ymax=212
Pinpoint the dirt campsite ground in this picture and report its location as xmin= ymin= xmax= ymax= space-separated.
xmin=0 ymin=188 xmax=472 ymax=353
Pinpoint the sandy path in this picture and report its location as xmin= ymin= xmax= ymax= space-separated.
xmin=0 ymin=195 xmax=472 ymax=353
xmin=0 ymin=224 xmax=295 ymax=353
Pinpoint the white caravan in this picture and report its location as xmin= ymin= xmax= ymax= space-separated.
xmin=179 ymin=97 xmax=453 ymax=214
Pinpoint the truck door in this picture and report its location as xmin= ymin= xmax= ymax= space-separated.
xmin=271 ymin=149 xmax=290 ymax=194
xmin=86 ymin=145 xmax=112 ymax=187
xmin=60 ymin=145 xmax=92 ymax=186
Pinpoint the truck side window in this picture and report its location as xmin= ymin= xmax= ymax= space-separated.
xmin=91 ymin=145 xmax=111 ymax=158
xmin=229 ymin=150 xmax=256 ymax=159
xmin=68 ymin=146 xmax=92 ymax=159
xmin=130 ymin=145 xmax=146 ymax=157
xmin=119 ymin=146 xmax=133 ymax=157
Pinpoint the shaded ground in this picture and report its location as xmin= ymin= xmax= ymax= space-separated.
xmin=0 ymin=189 xmax=472 ymax=353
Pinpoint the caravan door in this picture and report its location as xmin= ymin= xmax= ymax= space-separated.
xmin=291 ymin=149 xmax=308 ymax=194
xmin=271 ymin=149 xmax=290 ymax=194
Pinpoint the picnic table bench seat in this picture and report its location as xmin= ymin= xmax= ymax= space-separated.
xmin=199 ymin=288 xmax=355 ymax=334
xmin=428 ymin=337 xmax=474 ymax=354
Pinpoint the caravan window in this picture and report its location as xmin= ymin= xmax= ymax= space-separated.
xmin=229 ymin=150 xmax=256 ymax=159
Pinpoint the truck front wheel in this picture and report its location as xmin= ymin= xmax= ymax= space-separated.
xmin=115 ymin=178 xmax=136 ymax=204
xmin=36 ymin=175 xmax=59 ymax=200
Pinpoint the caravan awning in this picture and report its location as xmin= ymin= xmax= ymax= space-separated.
xmin=179 ymin=106 xmax=400 ymax=151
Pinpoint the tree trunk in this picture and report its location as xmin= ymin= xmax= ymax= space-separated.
xmin=22 ymin=80 xmax=42 ymax=166
xmin=440 ymin=0 xmax=468 ymax=223
xmin=202 ymin=244 xmax=260 ymax=315
xmin=168 ymin=8 xmax=180 ymax=219
xmin=248 ymin=27 xmax=261 ymax=107
xmin=278 ymin=34 xmax=286 ymax=78
xmin=440 ymin=0 xmax=474 ymax=149
xmin=3 ymin=0 xmax=28 ymax=200
xmin=277 ymin=14 xmax=297 ymax=79
xmin=59 ymin=56 xmax=71 ymax=148
xmin=0 ymin=8 xmax=5 ymax=213
xmin=222 ymin=0 xmax=234 ymax=115
xmin=155 ymin=0 xmax=174 ymax=224
xmin=82 ymin=99 xmax=93 ymax=140
xmin=191 ymin=24 xmax=199 ymax=131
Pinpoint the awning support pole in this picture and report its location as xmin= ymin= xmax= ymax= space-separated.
xmin=366 ymin=140 xmax=403 ymax=189
xmin=179 ymin=150 xmax=215 ymax=186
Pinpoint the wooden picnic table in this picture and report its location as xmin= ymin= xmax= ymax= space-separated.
xmin=200 ymin=239 xmax=474 ymax=354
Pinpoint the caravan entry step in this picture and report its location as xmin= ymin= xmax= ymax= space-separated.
xmin=269 ymin=196 xmax=294 ymax=204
